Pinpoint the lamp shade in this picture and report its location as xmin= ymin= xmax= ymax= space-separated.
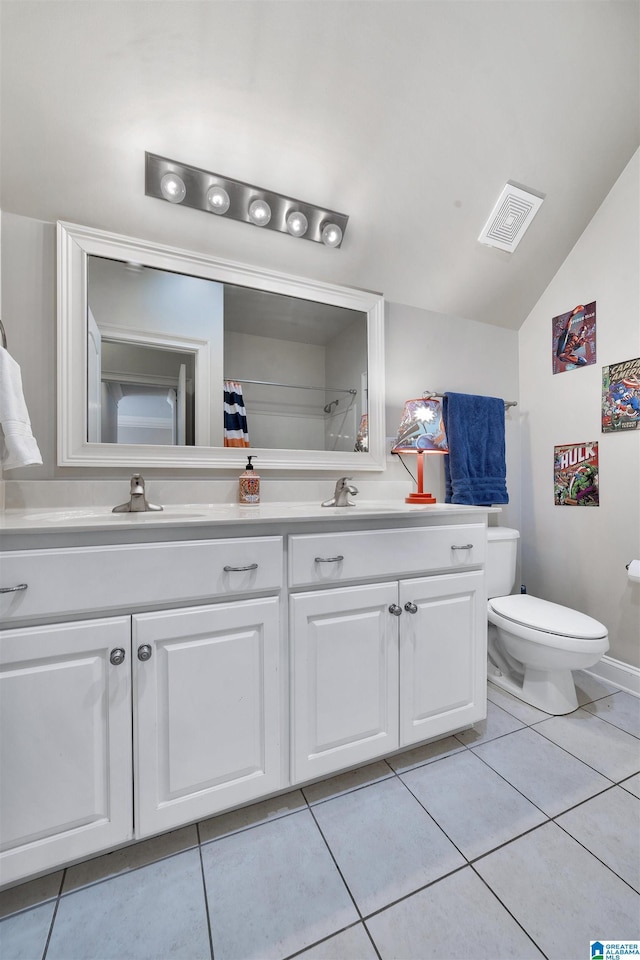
xmin=391 ymin=397 xmax=448 ymax=453
xmin=392 ymin=397 xmax=448 ymax=504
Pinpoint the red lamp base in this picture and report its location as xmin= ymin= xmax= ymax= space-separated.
xmin=407 ymin=450 xmax=439 ymax=504
xmin=405 ymin=491 xmax=437 ymax=504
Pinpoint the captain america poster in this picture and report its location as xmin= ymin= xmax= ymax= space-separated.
xmin=601 ymin=357 xmax=640 ymax=432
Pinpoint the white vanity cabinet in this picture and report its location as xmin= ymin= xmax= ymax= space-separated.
xmin=0 ymin=617 xmax=133 ymax=884
xmin=133 ymin=596 xmax=282 ymax=838
xmin=289 ymin=524 xmax=486 ymax=782
xmin=290 ymin=582 xmax=400 ymax=780
xmin=0 ymin=535 xmax=284 ymax=887
xmin=0 ymin=505 xmax=491 ymax=888
xmin=398 ymin=571 xmax=485 ymax=745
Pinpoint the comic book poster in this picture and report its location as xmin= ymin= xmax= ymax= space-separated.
xmin=554 ymin=442 xmax=599 ymax=506
xmin=552 ymin=301 xmax=596 ymax=374
xmin=601 ymin=357 xmax=640 ymax=433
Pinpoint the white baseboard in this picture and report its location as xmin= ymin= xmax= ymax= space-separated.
xmin=584 ymin=655 xmax=640 ymax=697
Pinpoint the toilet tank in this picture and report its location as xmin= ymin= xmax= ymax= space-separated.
xmin=486 ymin=527 xmax=520 ymax=598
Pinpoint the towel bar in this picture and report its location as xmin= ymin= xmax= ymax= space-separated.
xmin=423 ymin=390 xmax=517 ymax=409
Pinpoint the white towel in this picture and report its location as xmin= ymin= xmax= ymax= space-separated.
xmin=0 ymin=345 xmax=43 ymax=470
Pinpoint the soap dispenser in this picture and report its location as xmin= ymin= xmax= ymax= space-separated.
xmin=239 ymin=456 xmax=260 ymax=504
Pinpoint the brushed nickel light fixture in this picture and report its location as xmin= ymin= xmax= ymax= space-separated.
xmin=145 ymin=153 xmax=348 ymax=247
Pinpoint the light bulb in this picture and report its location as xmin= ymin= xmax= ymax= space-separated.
xmin=207 ymin=184 xmax=230 ymax=215
xmin=321 ymin=222 xmax=343 ymax=247
xmin=286 ymin=210 xmax=308 ymax=237
xmin=160 ymin=172 xmax=186 ymax=204
xmin=248 ymin=198 xmax=271 ymax=226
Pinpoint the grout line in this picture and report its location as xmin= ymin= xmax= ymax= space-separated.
xmin=50 ymin=841 xmax=201 ymax=900
xmin=305 ymin=802 xmax=364 ymax=923
xmin=580 ymin=700 xmax=640 ymax=740
xmin=199 ymin=802 xmax=308 ymax=848
xmin=551 ymin=801 xmax=640 ymax=896
xmin=469 ymin=863 xmax=550 ymax=960
xmin=393 ymin=774 xmax=470 ymax=863
xmin=469 ymin=819 xmax=563 ymax=868
xmin=467 ymin=734 xmax=615 ymax=821
xmin=362 ymin=919 xmax=384 ymax=960
xmin=281 ymin=921 xmax=372 ymax=960
xmin=40 ymin=869 xmax=65 ymax=960
xmin=529 ymin=718 xmax=639 ymax=781
xmin=196 ymin=823 xmax=216 ymax=960
xmin=302 ymin=773 xmax=396 ymax=808
xmin=395 ymin=761 xmax=594 ymax=871
xmin=360 ymin=862 xmax=470 ymax=923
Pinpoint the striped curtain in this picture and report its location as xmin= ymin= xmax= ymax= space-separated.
xmin=223 ymin=380 xmax=250 ymax=447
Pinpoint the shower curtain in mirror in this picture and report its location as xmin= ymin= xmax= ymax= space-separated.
xmin=223 ymin=380 xmax=250 ymax=447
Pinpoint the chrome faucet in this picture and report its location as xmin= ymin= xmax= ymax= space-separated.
xmin=112 ymin=474 xmax=163 ymax=513
xmin=322 ymin=477 xmax=359 ymax=507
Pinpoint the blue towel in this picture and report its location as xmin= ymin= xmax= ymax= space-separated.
xmin=442 ymin=392 xmax=509 ymax=505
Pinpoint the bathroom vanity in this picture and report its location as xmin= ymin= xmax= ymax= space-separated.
xmin=0 ymin=502 xmax=491 ymax=887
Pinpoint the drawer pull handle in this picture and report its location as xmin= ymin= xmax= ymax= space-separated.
xmin=0 ymin=583 xmax=28 ymax=594
xmin=110 ymin=648 xmax=126 ymax=666
xmin=223 ymin=563 xmax=259 ymax=572
xmin=137 ymin=644 xmax=153 ymax=662
xmin=404 ymin=601 xmax=418 ymax=614
xmin=451 ymin=544 xmax=473 ymax=551
xmin=389 ymin=604 xmax=403 ymax=616
xmin=314 ymin=555 xmax=344 ymax=563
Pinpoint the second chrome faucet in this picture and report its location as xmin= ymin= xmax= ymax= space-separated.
xmin=321 ymin=477 xmax=359 ymax=508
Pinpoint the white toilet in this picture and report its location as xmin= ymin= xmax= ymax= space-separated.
xmin=486 ymin=527 xmax=609 ymax=715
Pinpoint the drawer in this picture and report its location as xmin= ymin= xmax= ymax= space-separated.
xmin=0 ymin=537 xmax=283 ymax=623
xmin=288 ymin=524 xmax=485 ymax=587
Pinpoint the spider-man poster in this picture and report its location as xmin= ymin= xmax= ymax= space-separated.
xmin=552 ymin=301 xmax=596 ymax=374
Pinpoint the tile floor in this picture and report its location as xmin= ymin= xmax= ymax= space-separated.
xmin=1 ymin=671 xmax=638 ymax=960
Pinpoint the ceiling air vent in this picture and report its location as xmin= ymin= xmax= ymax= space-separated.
xmin=478 ymin=182 xmax=544 ymax=253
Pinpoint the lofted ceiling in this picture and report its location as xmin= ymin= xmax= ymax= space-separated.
xmin=1 ymin=0 xmax=638 ymax=330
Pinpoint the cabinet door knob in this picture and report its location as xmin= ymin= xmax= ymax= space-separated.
xmin=0 ymin=583 xmax=28 ymax=594
xmin=404 ymin=601 xmax=418 ymax=614
xmin=137 ymin=644 xmax=153 ymax=662
xmin=110 ymin=648 xmax=126 ymax=666
xmin=388 ymin=603 xmax=403 ymax=616
xmin=314 ymin=555 xmax=344 ymax=563
xmin=223 ymin=563 xmax=259 ymax=572
xmin=451 ymin=543 xmax=473 ymax=551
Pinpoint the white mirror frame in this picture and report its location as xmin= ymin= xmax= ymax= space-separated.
xmin=57 ymin=221 xmax=386 ymax=470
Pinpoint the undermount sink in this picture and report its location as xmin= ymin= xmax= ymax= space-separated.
xmin=34 ymin=508 xmax=206 ymax=523
xmin=109 ymin=511 xmax=206 ymax=521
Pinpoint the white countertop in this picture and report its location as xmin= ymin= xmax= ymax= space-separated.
xmin=0 ymin=501 xmax=499 ymax=534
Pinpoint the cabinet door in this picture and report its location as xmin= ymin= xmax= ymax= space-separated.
xmin=0 ymin=618 xmax=133 ymax=887
xmin=133 ymin=597 xmax=282 ymax=837
xmin=290 ymin=582 xmax=399 ymax=783
xmin=399 ymin=571 xmax=486 ymax=746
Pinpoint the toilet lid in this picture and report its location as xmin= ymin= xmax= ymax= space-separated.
xmin=489 ymin=594 xmax=607 ymax=639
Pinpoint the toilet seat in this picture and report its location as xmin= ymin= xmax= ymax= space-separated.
xmin=488 ymin=594 xmax=607 ymax=649
xmin=489 ymin=594 xmax=607 ymax=639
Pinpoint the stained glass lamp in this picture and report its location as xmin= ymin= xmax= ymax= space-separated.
xmin=391 ymin=396 xmax=448 ymax=503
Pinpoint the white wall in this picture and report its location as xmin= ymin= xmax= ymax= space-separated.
xmin=518 ymin=150 xmax=640 ymax=668
xmin=224 ymin=330 xmax=327 ymax=451
xmin=384 ymin=301 xmax=521 ymax=529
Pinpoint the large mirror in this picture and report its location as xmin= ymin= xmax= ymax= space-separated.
xmin=58 ymin=221 xmax=385 ymax=470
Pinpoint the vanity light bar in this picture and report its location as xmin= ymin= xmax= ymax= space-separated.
xmin=145 ymin=153 xmax=349 ymax=247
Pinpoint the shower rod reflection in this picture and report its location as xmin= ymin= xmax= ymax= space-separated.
xmin=226 ymin=377 xmax=357 ymax=396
